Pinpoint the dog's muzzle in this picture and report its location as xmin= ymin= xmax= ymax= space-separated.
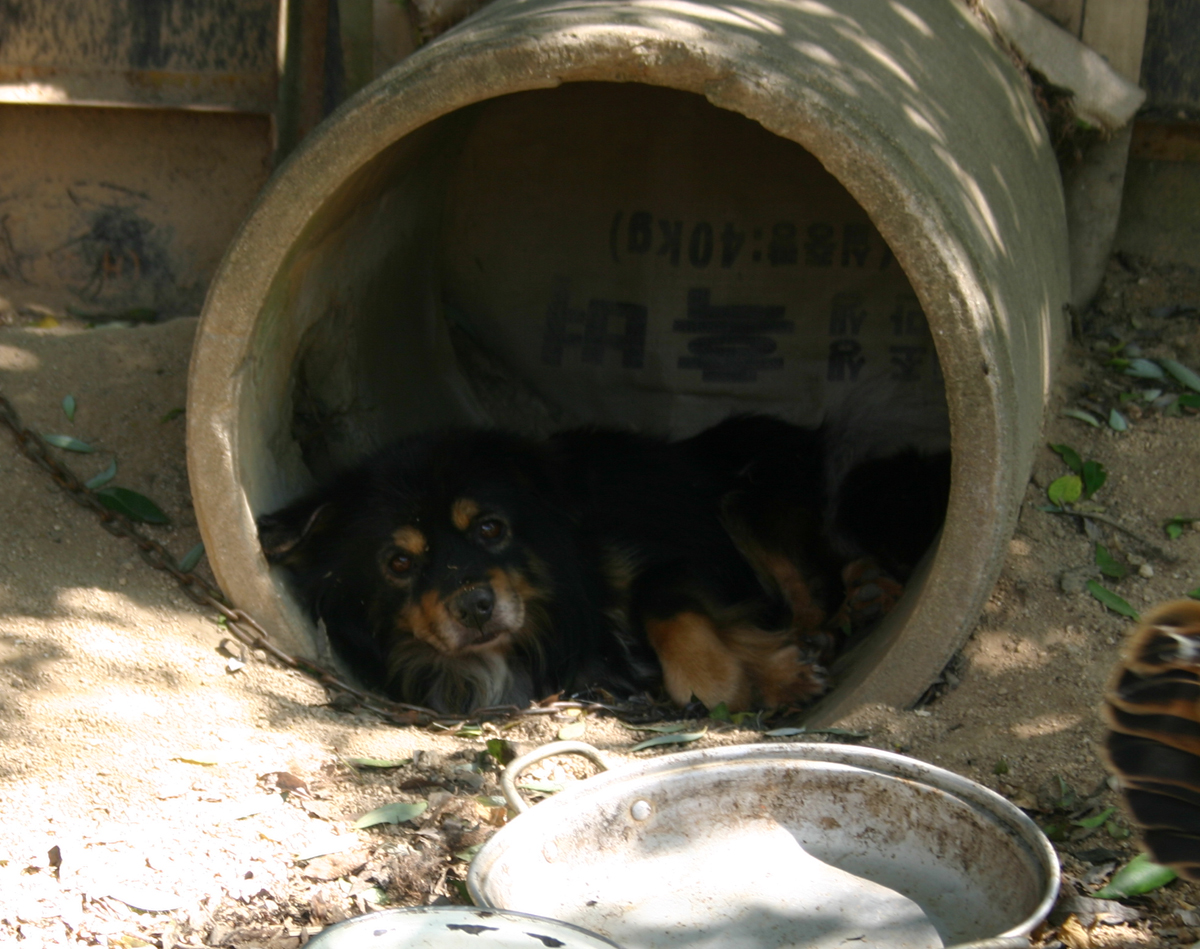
xmin=451 ymin=585 xmax=496 ymax=631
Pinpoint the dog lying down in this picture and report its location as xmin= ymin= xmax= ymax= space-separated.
xmin=258 ymin=416 xmax=950 ymax=715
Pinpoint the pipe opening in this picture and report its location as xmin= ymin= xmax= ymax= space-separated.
xmin=247 ymin=81 xmax=952 ymax=710
xmin=251 ymin=82 xmax=951 ymax=486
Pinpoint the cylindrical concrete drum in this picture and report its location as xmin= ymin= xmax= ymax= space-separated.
xmin=187 ymin=0 xmax=1068 ymax=723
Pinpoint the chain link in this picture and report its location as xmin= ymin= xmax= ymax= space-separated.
xmin=0 ymin=390 xmax=473 ymax=725
xmin=0 ymin=388 xmax=647 ymax=728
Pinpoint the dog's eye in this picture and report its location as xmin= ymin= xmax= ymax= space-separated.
xmin=477 ymin=518 xmax=506 ymax=542
xmin=387 ymin=553 xmax=414 ymax=576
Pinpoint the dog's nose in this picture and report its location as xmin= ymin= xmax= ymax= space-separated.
xmin=451 ymin=586 xmax=495 ymax=628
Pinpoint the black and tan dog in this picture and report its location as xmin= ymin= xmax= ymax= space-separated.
xmin=258 ymin=417 xmax=948 ymax=714
xmin=1104 ymin=600 xmax=1200 ymax=879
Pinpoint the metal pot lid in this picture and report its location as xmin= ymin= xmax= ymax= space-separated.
xmin=305 ymin=906 xmax=624 ymax=948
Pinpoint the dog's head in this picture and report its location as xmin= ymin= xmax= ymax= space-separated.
xmin=257 ymin=431 xmax=573 ymax=708
xmin=370 ymin=493 xmax=552 ymax=657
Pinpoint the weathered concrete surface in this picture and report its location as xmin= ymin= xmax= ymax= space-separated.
xmin=189 ymin=0 xmax=1070 ymax=720
xmin=0 ymin=104 xmax=272 ymax=318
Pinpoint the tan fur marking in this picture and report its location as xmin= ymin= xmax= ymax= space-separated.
xmin=647 ymin=612 xmax=825 ymax=711
xmin=391 ymin=526 xmax=427 ymax=555
xmin=487 ymin=567 xmax=542 ymax=653
xmin=721 ymin=627 xmax=825 ymax=708
xmin=645 ymin=612 xmax=750 ymax=710
xmin=402 ymin=591 xmax=452 ymax=652
xmin=1124 ymin=600 xmax=1200 ymax=676
xmin=1104 ymin=600 xmax=1200 ymax=759
xmin=451 ymin=498 xmax=481 ymax=531
xmin=759 ymin=553 xmax=826 ymax=633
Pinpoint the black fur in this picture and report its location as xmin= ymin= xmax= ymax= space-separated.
xmin=258 ymin=417 xmax=949 ymax=714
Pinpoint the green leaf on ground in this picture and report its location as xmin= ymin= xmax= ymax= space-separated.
xmin=178 ymin=542 xmax=205 ymax=572
xmin=1124 ymin=358 xmax=1165 ymax=379
xmin=1081 ymin=460 xmax=1107 ymax=498
xmin=1063 ymin=408 xmax=1101 ymax=427
xmin=762 ymin=726 xmax=867 ymax=739
xmin=353 ymin=801 xmax=428 ymax=829
xmin=1049 ymin=443 xmax=1082 ymax=474
xmin=1042 ymin=822 xmax=1069 ymax=841
xmin=84 ymin=458 xmax=117 ymax=489
xmin=42 ymin=433 xmax=94 ymax=453
xmin=172 ymin=753 xmax=224 ymax=765
xmin=1108 ymin=409 xmax=1129 ymax=432
xmin=1160 ymin=358 xmax=1200 ymax=393
xmin=629 ymin=728 xmax=707 ymax=752
xmin=484 ymin=738 xmax=508 ymax=764
xmin=1047 ymin=474 xmax=1082 ymax=507
xmin=345 ymin=757 xmax=411 ymax=769
xmin=94 ymin=487 xmax=170 ymax=524
xmin=1093 ymin=853 xmax=1177 ymax=898
xmin=1073 ymin=806 xmax=1117 ymax=829
xmin=1095 ymin=544 xmax=1127 ymax=580
xmin=1165 ymin=516 xmax=1193 ymax=540
xmin=1052 ymin=775 xmax=1078 ymax=811
xmin=1087 ymin=580 xmax=1139 ymax=619
xmin=729 ymin=710 xmax=760 ymax=726
xmin=1180 ymin=393 xmax=1200 ymax=409
xmin=1106 ymin=820 xmax=1131 ymax=840
xmin=516 ymin=781 xmax=563 ymax=794
xmin=619 ymin=721 xmax=693 ymax=734
xmin=62 ymin=395 xmax=76 ymax=421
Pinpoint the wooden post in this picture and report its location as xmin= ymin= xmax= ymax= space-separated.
xmin=275 ymin=0 xmax=332 ymax=164
xmin=1081 ymin=0 xmax=1149 ymax=83
xmin=1062 ymin=0 xmax=1150 ymax=308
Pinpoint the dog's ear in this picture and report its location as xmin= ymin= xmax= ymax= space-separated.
xmin=257 ymin=495 xmax=337 ymax=565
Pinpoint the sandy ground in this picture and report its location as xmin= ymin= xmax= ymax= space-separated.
xmin=1 ymin=253 xmax=1199 ymax=948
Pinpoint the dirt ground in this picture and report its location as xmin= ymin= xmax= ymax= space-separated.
xmin=0 ymin=252 xmax=1199 ymax=948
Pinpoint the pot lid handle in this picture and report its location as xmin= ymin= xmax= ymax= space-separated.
xmin=501 ymin=740 xmax=609 ymax=814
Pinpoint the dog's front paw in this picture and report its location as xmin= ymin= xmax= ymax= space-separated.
xmin=756 ymin=644 xmax=826 ymax=708
xmin=831 ymin=558 xmax=904 ymax=632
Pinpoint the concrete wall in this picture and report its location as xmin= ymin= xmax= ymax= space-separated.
xmin=0 ymin=105 xmax=272 ymax=319
xmin=0 ymin=0 xmax=278 ymax=320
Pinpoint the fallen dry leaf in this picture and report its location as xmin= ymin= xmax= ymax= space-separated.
xmin=1058 ymin=914 xmax=1092 ymax=949
xmin=300 ymin=849 xmax=371 ymax=882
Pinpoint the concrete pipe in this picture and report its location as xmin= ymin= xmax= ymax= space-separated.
xmin=188 ymin=0 xmax=1069 ymax=723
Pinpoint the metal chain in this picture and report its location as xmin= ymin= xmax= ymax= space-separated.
xmin=0 ymin=389 xmax=657 ymax=728
xmin=0 ymin=389 xmax=546 ymax=727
